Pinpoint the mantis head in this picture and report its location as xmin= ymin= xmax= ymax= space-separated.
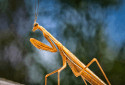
xmin=32 ymin=22 xmax=39 ymax=32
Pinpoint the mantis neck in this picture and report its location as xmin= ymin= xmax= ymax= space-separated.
xmin=38 ymin=25 xmax=61 ymax=46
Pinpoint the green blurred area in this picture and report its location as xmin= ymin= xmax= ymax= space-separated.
xmin=0 ymin=0 xmax=125 ymax=85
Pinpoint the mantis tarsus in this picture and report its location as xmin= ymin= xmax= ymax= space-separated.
xmin=30 ymin=21 xmax=111 ymax=85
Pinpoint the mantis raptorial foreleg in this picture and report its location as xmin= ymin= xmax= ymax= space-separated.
xmin=43 ymin=33 xmax=57 ymax=52
xmin=30 ymin=33 xmax=57 ymax=52
xmin=30 ymin=38 xmax=55 ymax=51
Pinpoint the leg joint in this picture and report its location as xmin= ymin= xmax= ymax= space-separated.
xmin=45 ymin=74 xmax=49 ymax=78
xmin=93 ymin=58 xmax=97 ymax=61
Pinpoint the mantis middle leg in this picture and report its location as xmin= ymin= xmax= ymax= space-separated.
xmin=45 ymin=49 xmax=67 ymax=85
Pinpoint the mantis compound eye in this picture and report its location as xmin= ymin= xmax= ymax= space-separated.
xmin=32 ymin=23 xmax=39 ymax=32
xmin=34 ymin=23 xmax=38 ymax=27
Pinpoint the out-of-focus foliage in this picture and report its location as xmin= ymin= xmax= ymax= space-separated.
xmin=0 ymin=0 xmax=124 ymax=85
xmin=108 ymin=42 xmax=125 ymax=85
xmin=0 ymin=0 xmax=35 ymax=84
xmin=59 ymin=0 xmax=121 ymax=9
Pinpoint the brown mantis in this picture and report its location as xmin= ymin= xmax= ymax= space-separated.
xmin=30 ymin=21 xmax=111 ymax=85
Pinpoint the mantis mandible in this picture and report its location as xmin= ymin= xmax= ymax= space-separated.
xmin=30 ymin=21 xmax=111 ymax=85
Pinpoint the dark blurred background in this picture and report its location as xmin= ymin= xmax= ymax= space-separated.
xmin=0 ymin=0 xmax=125 ymax=85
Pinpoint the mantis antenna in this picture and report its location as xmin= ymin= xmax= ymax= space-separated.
xmin=34 ymin=0 xmax=39 ymax=22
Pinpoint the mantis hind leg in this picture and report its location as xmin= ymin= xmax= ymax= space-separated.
xmin=85 ymin=58 xmax=111 ymax=85
xmin=78 ymin=58 xmax=111 ymax=85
